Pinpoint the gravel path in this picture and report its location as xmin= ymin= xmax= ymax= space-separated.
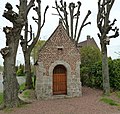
xmin=0 ymin=87 xmax=120 ymax=114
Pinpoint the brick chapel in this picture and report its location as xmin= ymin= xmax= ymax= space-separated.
xmin=35 ymin=21 xmax=82 ymax=99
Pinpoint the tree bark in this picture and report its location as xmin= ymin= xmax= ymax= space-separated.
xmin=101 ymin=42 xmax=110 ymax=95
xmin=2 ymin=27 xmax=23 ymax=108
xmin=20 ymin=2 xmax=48 ymax=89
xmin=0 ymin=1 xmax=35 ymax=108
xmin=97 ymin=0 xmax=119 ymax=95
xmin=24 ymin=51 xmax=33 ymax=89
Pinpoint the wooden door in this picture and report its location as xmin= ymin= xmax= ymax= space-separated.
xmin=53 ymin=65 xmax=67 ymax=95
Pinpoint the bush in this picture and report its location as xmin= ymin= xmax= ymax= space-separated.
xmin=16 ymin=69 xmax=25 ymax=76
xmin=109 ymin=59 xmax=120 ymax=90
xmin=80 ymin=46 xmax=101 ymax=67
xmin=16 ymin=64 xmax=25 ymax=76
xmin=80 ymin=45 xmax=102 ymax=87
xmin=81 ymin=60 xmax=103 ymax=88
xmin=81 ymin=67 xmax=90 ymax=86
xmin=81 ymin=58 xmax=120 ymax=90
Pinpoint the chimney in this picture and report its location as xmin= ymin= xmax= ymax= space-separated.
xmin=87 ymin=35 xmax=90 ymax=40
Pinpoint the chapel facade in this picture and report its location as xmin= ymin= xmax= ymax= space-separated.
xmin=35 ymin=22 xmax=82 ymax=99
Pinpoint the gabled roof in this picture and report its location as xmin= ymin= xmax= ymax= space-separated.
xmin=77 ymin=35 xmax=99 ymax=49
xmin=39 ymin=21 xmax=79 ymax=53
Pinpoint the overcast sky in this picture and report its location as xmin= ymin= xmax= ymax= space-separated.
xmin=0 ymin=0 xmax=120 ymax=65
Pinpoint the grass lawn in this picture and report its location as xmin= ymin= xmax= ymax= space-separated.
xmin=19 ymin=83 xmax=25 ymax=91
xmin=100 ymin=90 xmax=120 ymax=108
xmin=100 ymin=97 xmax=119 ymax=106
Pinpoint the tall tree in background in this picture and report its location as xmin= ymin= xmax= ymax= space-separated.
xmin=31 ymin=40 xmax=46 ymax=62
xmin=20 ymin=0 xmax=48 ymax=89
xmin=0 ymin=0 xmax=35 ymax=108
xmin=53 ymin=0 xmax=91 ymax=45
xmin=97 ymin=0 xmax=119 ymax=95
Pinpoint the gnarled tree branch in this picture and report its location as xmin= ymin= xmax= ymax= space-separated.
xmin=3 ymin=3 xmax=18 ymax=24
xmin=74 ymin=1 xmax=81 ymax=40
xmin=76 ymin=10 xmax=91 ymax=44
xmin=26 ymin=0 xmax=35 ymax=15
xmin=53 ymin=0 xmax=91 ymax=45
xmin=97 ymin=0 xmax=119 ymax=45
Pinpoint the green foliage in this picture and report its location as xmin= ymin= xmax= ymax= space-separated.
xmin=22 ymin=90 xmax=31 ymax=98
xmin=16 ymin=69 xmax=24 ymax=76
xmin=0 ymin=93 xmax=3 ymax=105
xmin=19 ymin=83 xmax=25 ymax=91
xmin=19 ymin=77 xmax=34 ymax=91
xmin=31 ymin=40 xmax=46 ymax=62
xmin=109 ymin=59 xmax=120 ymax=90
xmin=80 ymin=67 xmax=91 ymax=86
xmin=89 ymin=61 xmax=103 ymax=88
xmin=100 ymin=97 xmax=119 ymax=106
xmin=81 ymin=61 xmax=103 ymax=88
xmin=16 ymin=64 xmax=25 ymax=76
xmin=19 ymin=64 xmax=24 ymax=70
xmin=80 ymin=46 xmax=101 ymax=67
xmin=21 ymin=89 xmax=35 ymax=99
xmin=80 ymin=46 xmax=101 ymax=87
xmin=81 ymin=58 xmax=120 ymax=91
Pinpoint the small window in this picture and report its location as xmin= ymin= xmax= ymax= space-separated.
xmin=57 ymin=46 xmax=64 ymax=50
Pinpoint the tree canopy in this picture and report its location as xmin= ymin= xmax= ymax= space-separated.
xmin=31 ymin=40 xmax=46 ymax=63
xmin=80 ymin=46 xmax=101 ymax=67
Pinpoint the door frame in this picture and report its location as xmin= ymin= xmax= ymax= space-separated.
xmin=49 ymin=60 xmax=72 ymax=96
xmin=53 ymin=65 xmax=67 ymax=95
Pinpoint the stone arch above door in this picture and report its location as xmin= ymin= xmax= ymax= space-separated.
xmin=49 ymin=60 xmax=71 ymax=78
xmin=49 ymin=60 xmax=71 ymax=95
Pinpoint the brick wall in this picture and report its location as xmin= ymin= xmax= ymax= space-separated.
xmin=38 ymin=24 xmax=80 ymax=75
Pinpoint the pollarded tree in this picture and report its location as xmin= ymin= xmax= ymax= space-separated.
xmin=20 ymin=0 xmax=48 ymax=89
xmin=53 ymin=0 xmax=91 ymax=45
xmin=0 ymin=0 xmax=35 ymax=108
xmin=97 ymin=0 xmax=119 ymax=95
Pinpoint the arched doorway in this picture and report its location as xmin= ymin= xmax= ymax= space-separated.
xmin=53 ymin=65 xmax=67 ymax=95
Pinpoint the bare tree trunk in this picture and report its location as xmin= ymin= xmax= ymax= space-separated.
xmin=3 ymin=53 xmax=20 ymax=108
xmin=2 ymin=27 xmax=23 ymax=108
xmin=0 ymin=1 xmax=35 ymax=108
xmin=97 ymin=0 xmax=119 ymax=95
xmin=20 ymin=1 xmax=48 ymax=89
xmin=101 ymin=42 xmax=110 ymax=95
xmin=24 ymin=52 xmax=33 ymax=89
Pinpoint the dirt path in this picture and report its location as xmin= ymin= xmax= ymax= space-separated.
xmin=0 ymin=87 xmax=120 ymax=114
